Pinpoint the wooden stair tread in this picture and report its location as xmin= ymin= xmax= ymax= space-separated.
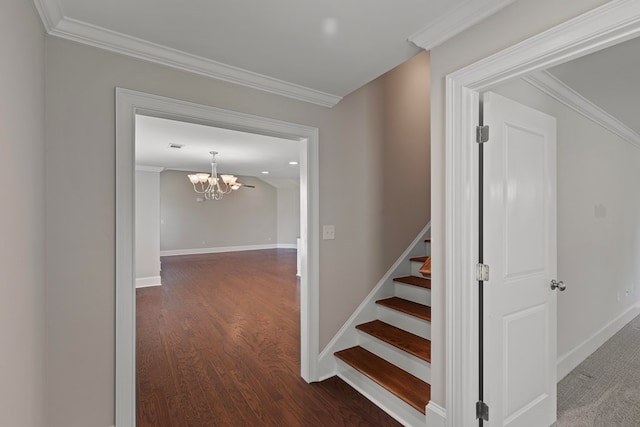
xmin=394 ymin=275 xmax=431 ymax=289
xmin=410 ymin=256 xmax=429 ymax=263
xmin=335 ymin=346 xmax=431 ymax=414
xmin=356 ymin=320 xmax=431 ymax=362
xmin=376 ymin=297 xmax=431 ymax=322
xmin=424 ymin=237 xmax=431 ymax=242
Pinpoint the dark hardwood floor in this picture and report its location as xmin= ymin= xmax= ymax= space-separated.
xmin=136 ymin=249 xmax=401 ymax=426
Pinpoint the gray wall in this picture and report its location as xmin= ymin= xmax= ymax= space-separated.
xmin=44 ymin=36 xmax=430 ymax=425
xmin=135 ymin=169 xmax=161 ymax=283
xmin=381 ymin=52 xmax=431 ymax=263
xmin=0 ymin=1 xmax=45 ymax=426
xmin=494 ymin=78 xmax=640 ymax=362
xmin=276 ymin=185 xmax=300 ymax=245
xmin=429 ymin=0 xmax=610 ymax=406
xmin=161 ymin=171 xmax=277 ymax=251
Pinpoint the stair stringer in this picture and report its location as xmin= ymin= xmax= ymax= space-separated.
xmin=317 ymin=222 xmax=431 ymax=380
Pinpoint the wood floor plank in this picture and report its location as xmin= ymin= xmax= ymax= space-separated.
xmin=137 ymin=249 xmax=401 ymax=426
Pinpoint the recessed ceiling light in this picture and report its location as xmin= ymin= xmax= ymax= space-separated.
xmin=261 ymin=171 xmax=270 ymax=174
xmin=322 ymin=17 xmax=338 ymax=35
xmin=289 ymin=161 xmax=298 ymax=165
xmin=168 ymin=143 xmax=184 ymax=149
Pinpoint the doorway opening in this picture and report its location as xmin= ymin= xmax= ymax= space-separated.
xmin=115 ymin=88 xmax=320 ymax=426
xmin=484 ymin=33 xmax=640 ymax=424
xmin=445 ymin=2 xmax=640 ymax=425
xmin=134 ymin=114 xmax=304 ymax=423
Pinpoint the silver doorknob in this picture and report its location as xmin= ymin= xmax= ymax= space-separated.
xmin=551 ymin=280 xmax=566 ymax=291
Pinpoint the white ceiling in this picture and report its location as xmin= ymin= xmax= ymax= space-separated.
xmin=34 ymin=0 xmax=516 ymax=107
xmin=547 ymin=35 xmax=640 ymax=136
xmin=135 ymin=115 xmax=301 ymax=179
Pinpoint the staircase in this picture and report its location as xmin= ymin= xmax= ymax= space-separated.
xmin=327 ymin=231 xmax=433 ymax=427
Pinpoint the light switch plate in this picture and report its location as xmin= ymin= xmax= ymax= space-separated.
xmin=323 ymin=225 xmax=335 ymax=240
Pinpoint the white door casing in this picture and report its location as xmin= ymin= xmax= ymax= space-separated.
xmin=443 ymin=2 xmax=640 ymax=425
xmin=483 ymin=92 xmax=557 ymax=426
xmin=115 ymin=88 xmax=320 ymax=427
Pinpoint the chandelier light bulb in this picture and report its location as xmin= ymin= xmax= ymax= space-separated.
xmin=220 ymin=174 xmax=234 ymax=185
xmin=187 ymin=151 xmax=244 ymax=201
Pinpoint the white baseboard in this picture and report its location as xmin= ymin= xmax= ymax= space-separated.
xmin=425 ymin=401 xmax=447 ymax=427
xmin=557 ymin=302 xmax=640 ymax=380
xmin=135 ymin=276 xmax=162 ymax=288
xmin=276 ymin=243 xmax=297 ymax=249
xmin=161 ymin=244 xmax=284 ymax=256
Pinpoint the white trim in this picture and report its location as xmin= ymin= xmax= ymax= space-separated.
xmin=115 ymin=91 xmax=137 ymax=427
xmin=523 ymin=71 xmax=640 ymax=150
xmin=135 ymin=276 xmax=162 ymax=288
xmin=135 ymin=165 xmax=164 ymax=173
xmin=337 ymin=367 xmax=426 ymax=427
xmin=317 ymin=222 xmax=431 ymax=380
xmin=116 ymin=88 xmax=320 ymax=427
xmin=557 ymin=302 xmax=640 ymax=381
xmin=446 ymin=1 xmax=640 ymax=426
xmin=448 ymin=0 xmax=640 ymax=90
xmin=35 ymin=3 xmax=341 ymax=108
xmin=32 ymin=0 xmax=64 ymax=32
xmin=445 ymin=81 xmax=480 ymax=427
xmin=276 ymin=243 xmax=297 ymax=249
xmin=408 ymin=0 xmax=517 ymax=50
xmin=160 ymin=244 xmax=284 ymax=257
xmin=425 ymin=401 xmax=447 ymax=427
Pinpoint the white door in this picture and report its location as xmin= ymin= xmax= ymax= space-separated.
xmin=483 ymin=92 xmax=557 ymax=427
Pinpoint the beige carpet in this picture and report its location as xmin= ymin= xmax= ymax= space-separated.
xmin=554 ymin=314 xmax=640 ymax=427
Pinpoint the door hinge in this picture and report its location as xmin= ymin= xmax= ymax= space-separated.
xmin=476 ymin=263 xmax=490 ymax=282
xmin=476 ymin=125 xmax=489 ymax=143
xmin=476 ymin=401 xmax=489 ymax=421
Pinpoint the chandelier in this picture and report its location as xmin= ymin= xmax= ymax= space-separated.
xmin=187 ymin=151 xmax=242 ymax=200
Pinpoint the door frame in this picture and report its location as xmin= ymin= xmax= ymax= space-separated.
xmin=445 ymin=1 xmax=640 ymax=425
xmin=115 ymin=88 xmax=320 ymax=426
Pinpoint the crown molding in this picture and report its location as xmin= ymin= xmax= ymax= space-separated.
xmin=33 ymin=1 xmax=342 ymax=108
xmin=408 ymin=0 xmax=517 ymax=50
xmin=32 ymin=0 xmax=64 ymax=32
xmin=449 ymin=0 xmax=640 ymax=89
xmin=523 ymin=70 xmax=640 ymax=150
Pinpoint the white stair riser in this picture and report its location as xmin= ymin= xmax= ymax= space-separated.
xmin=394 ymin=282 xmax=430 ymax=306
xmin=376 ymin=305 xmax=431 ymax=340
xmin=357 ymin=333 xmax=431 ymax=383
xmin=336 ymin=362 xmax=427 ymax=427
xmin=424 ymin=241 xmax=431 ymax=256
xmin=410 ymin=260 xmax=425 ymax=277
